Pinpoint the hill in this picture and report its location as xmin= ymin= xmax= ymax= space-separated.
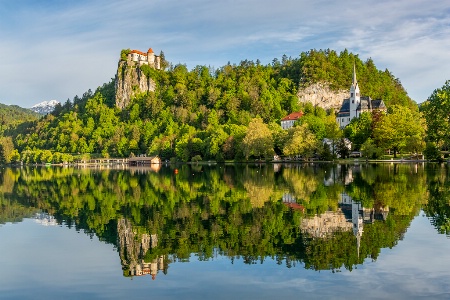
xmin=0 ymin=103 xmax=40 ymax=135
xmin=10 ymin=48 xmax=417 ymax=162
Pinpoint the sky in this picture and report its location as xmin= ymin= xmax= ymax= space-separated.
xmin=1 ymin=0 xmax=449 ymax=108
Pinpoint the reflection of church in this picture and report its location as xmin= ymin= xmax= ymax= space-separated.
xmin=117 ymin=218 xmax=167 ymax=280
xmin=339 ymin=192 xmax=389 ymax=256
xmin=301 ymin=192 xmax=389 ymax=256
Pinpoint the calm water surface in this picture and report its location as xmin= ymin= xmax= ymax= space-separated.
xmin=1 ymin=163 xmax=449 ymax=299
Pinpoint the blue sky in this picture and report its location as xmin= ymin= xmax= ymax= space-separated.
xmin=1 ymin=0 xmax=449 ymax=108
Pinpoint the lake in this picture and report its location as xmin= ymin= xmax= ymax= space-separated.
xmin=1 ymin=163 xmax=449 ymax=299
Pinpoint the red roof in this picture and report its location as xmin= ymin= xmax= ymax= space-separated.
xmin=130 ymin=49 xmax=146 ymax=56
xmin=147 ymin=48 xmax=154 ymax=53
xmin=284 ymin=202 xmax=305 ymax=212
xmin=281 ymin=111 xmax=303 ymax=121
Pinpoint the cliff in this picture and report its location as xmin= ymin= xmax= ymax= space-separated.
xmin=297 ymin=82 xmax=348 ymax=111
xmin=115 ymin=60 xmax=156 ymax=109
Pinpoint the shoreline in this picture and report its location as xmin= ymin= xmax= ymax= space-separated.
xmin=5 ymin=158 xmax=449 ymax=168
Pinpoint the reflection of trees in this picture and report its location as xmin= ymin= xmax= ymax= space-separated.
xmin=346 ymin=164 xmax=428 ymax=216
xmin=282 ymin=165 xmax=341 ymax=215
xmin=0 ymin=168 xmax=39 ymax=223
xmin=423 ymin=165 xmax=450 ymax=235
xmin=240 ymin=165 xmax=282 ymax=208
xmin=0 ymin=163 xmax=434 ymax=273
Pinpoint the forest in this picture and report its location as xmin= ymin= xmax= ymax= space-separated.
xmin=0 ymin=48 xmax=446 ymax=164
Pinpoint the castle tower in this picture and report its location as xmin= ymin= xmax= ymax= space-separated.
xmin=147 ymin=48 xmax=155 ymax=66
xmin=349 ymin=63 xmax=361 ymax=120
xmin=155 ymin=55 xmax=161 ymax=70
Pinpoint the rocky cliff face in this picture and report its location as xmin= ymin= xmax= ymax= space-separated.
xmin=115 ymin=60 xmax=156 ymax=109
xmin=297 ymin=83 xmax=347 ymax=111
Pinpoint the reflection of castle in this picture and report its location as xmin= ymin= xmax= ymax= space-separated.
xmin=117 ymin=219 xmax=167 ymax=280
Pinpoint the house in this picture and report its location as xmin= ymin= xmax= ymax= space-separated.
xmin=127 ymin=48 xmax=161 ymax=69
xmin=281 ymin=111 xmax=303 ymax=130
xmin=128 ymin=155 xmax=161 ymax=166
xmin=336 ymin=65 xmax=387 ymax=128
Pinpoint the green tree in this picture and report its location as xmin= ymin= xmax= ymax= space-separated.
xmin=242 ymin=118 xmax=274 ymax=160
xmin=283 ymin=123 xmax=318 ymax=160
xmin=0 ymin=136 xmax=15 ymax=164
xmin=361 ymin=138 xmax=382 ymax=159
xmin=373 ymin=105 xmax=426 ymax=158
xmin=344 ymin=112 xmax=372 ymax=150
xmin=421 ymin=80 xmax=450 ymax=149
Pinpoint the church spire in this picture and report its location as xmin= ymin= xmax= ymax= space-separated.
xmin=353 ymin=63 xmax=357 ymax=85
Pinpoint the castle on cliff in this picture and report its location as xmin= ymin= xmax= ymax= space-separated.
xmin=127 ymin=48 xmax=161 ymax=69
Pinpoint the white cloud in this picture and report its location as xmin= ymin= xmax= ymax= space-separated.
xmin=0 ymin=0 xmax=449 ymax=106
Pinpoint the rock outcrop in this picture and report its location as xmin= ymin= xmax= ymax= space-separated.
xmin=115 ymin=60 xmax=156 ymax=109
xmin=297 ymin=83 xmax=347 ymax=111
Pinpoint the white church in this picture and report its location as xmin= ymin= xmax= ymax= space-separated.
xmin=336 ymin=65 xmax=387 ymax=128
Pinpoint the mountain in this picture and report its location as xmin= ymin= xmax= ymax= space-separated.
xmin=30 ymin=100 xmax=60 ymax=114
xmin=0 ymin=103 xmax=40 ymax=135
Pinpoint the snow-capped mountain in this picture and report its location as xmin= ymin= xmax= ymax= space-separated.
xmin=30 ymin=100 xmax=60 ymax=114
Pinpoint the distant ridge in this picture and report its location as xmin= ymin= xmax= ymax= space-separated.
xmin=30 ymin=100 xmax=60 ymax=114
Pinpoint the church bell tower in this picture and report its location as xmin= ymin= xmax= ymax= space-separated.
xmin=349 ymin=64 xmax=360 ymax=120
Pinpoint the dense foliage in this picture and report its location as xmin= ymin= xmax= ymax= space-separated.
xmin=344 ymin=105 xmax=426 ymax=158
xmin=0 ymin=103 xmax=39 ymax=135
xmin=421 ymin=80 xmax=450 ymax=152
xmin=299 ymin=49 xmax=415 ymax=108
xmin=3 ymin=49 xmax=424 ymax=162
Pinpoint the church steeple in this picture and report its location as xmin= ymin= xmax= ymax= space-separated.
xmin=349 ymin=63 xmax=360 ymax=119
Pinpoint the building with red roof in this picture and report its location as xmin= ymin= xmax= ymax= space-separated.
xmin=127 ymin=47 xmax=161 ymax=69
xmin=281 ymin=111 xmax=303 ymax=129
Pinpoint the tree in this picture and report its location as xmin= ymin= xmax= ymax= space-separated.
xmin=283 ymin=123 xmax=318 ymax=160
xmin=0 ymin=136 xmax=15 ymax=164
xmin=421 ymin=80 xmax=450 ymax=149
xmin=324 ymin=112 xmax=343 ymax=156
xmin=361 ymin=138 xmax=382 ymax=159
xmin=300 ymin=114 xmax=326 ymax=140
xmin=344 ymin=112 xmax=372 ymax=150
xmin=242 ymin=118 xmax=274 ymax=160
xmin=424 ymin=142 xmax=441 ymax=161
xmin=373 ymin=105 xmax=426 ymax=158
xmin=336 ymin=138 xmax=350 ymax=159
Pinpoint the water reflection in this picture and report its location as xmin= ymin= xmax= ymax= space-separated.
xmin=1 ymin=163 xmax=449 ymax=278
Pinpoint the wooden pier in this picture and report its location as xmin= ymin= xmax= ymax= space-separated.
xmin=75 ymin=155 xmax=161 ymax=168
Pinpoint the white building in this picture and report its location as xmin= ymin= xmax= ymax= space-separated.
xmin=280 ymin=111 xmax=303 ymax=130
xmin=127 ymin=48 xmax=161 ymax=69
xmin=336 ymin=65 xmax=386 ymax=128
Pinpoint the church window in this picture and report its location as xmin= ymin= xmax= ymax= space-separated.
xmin=351 ymin=93 xmax=354 ymax=97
